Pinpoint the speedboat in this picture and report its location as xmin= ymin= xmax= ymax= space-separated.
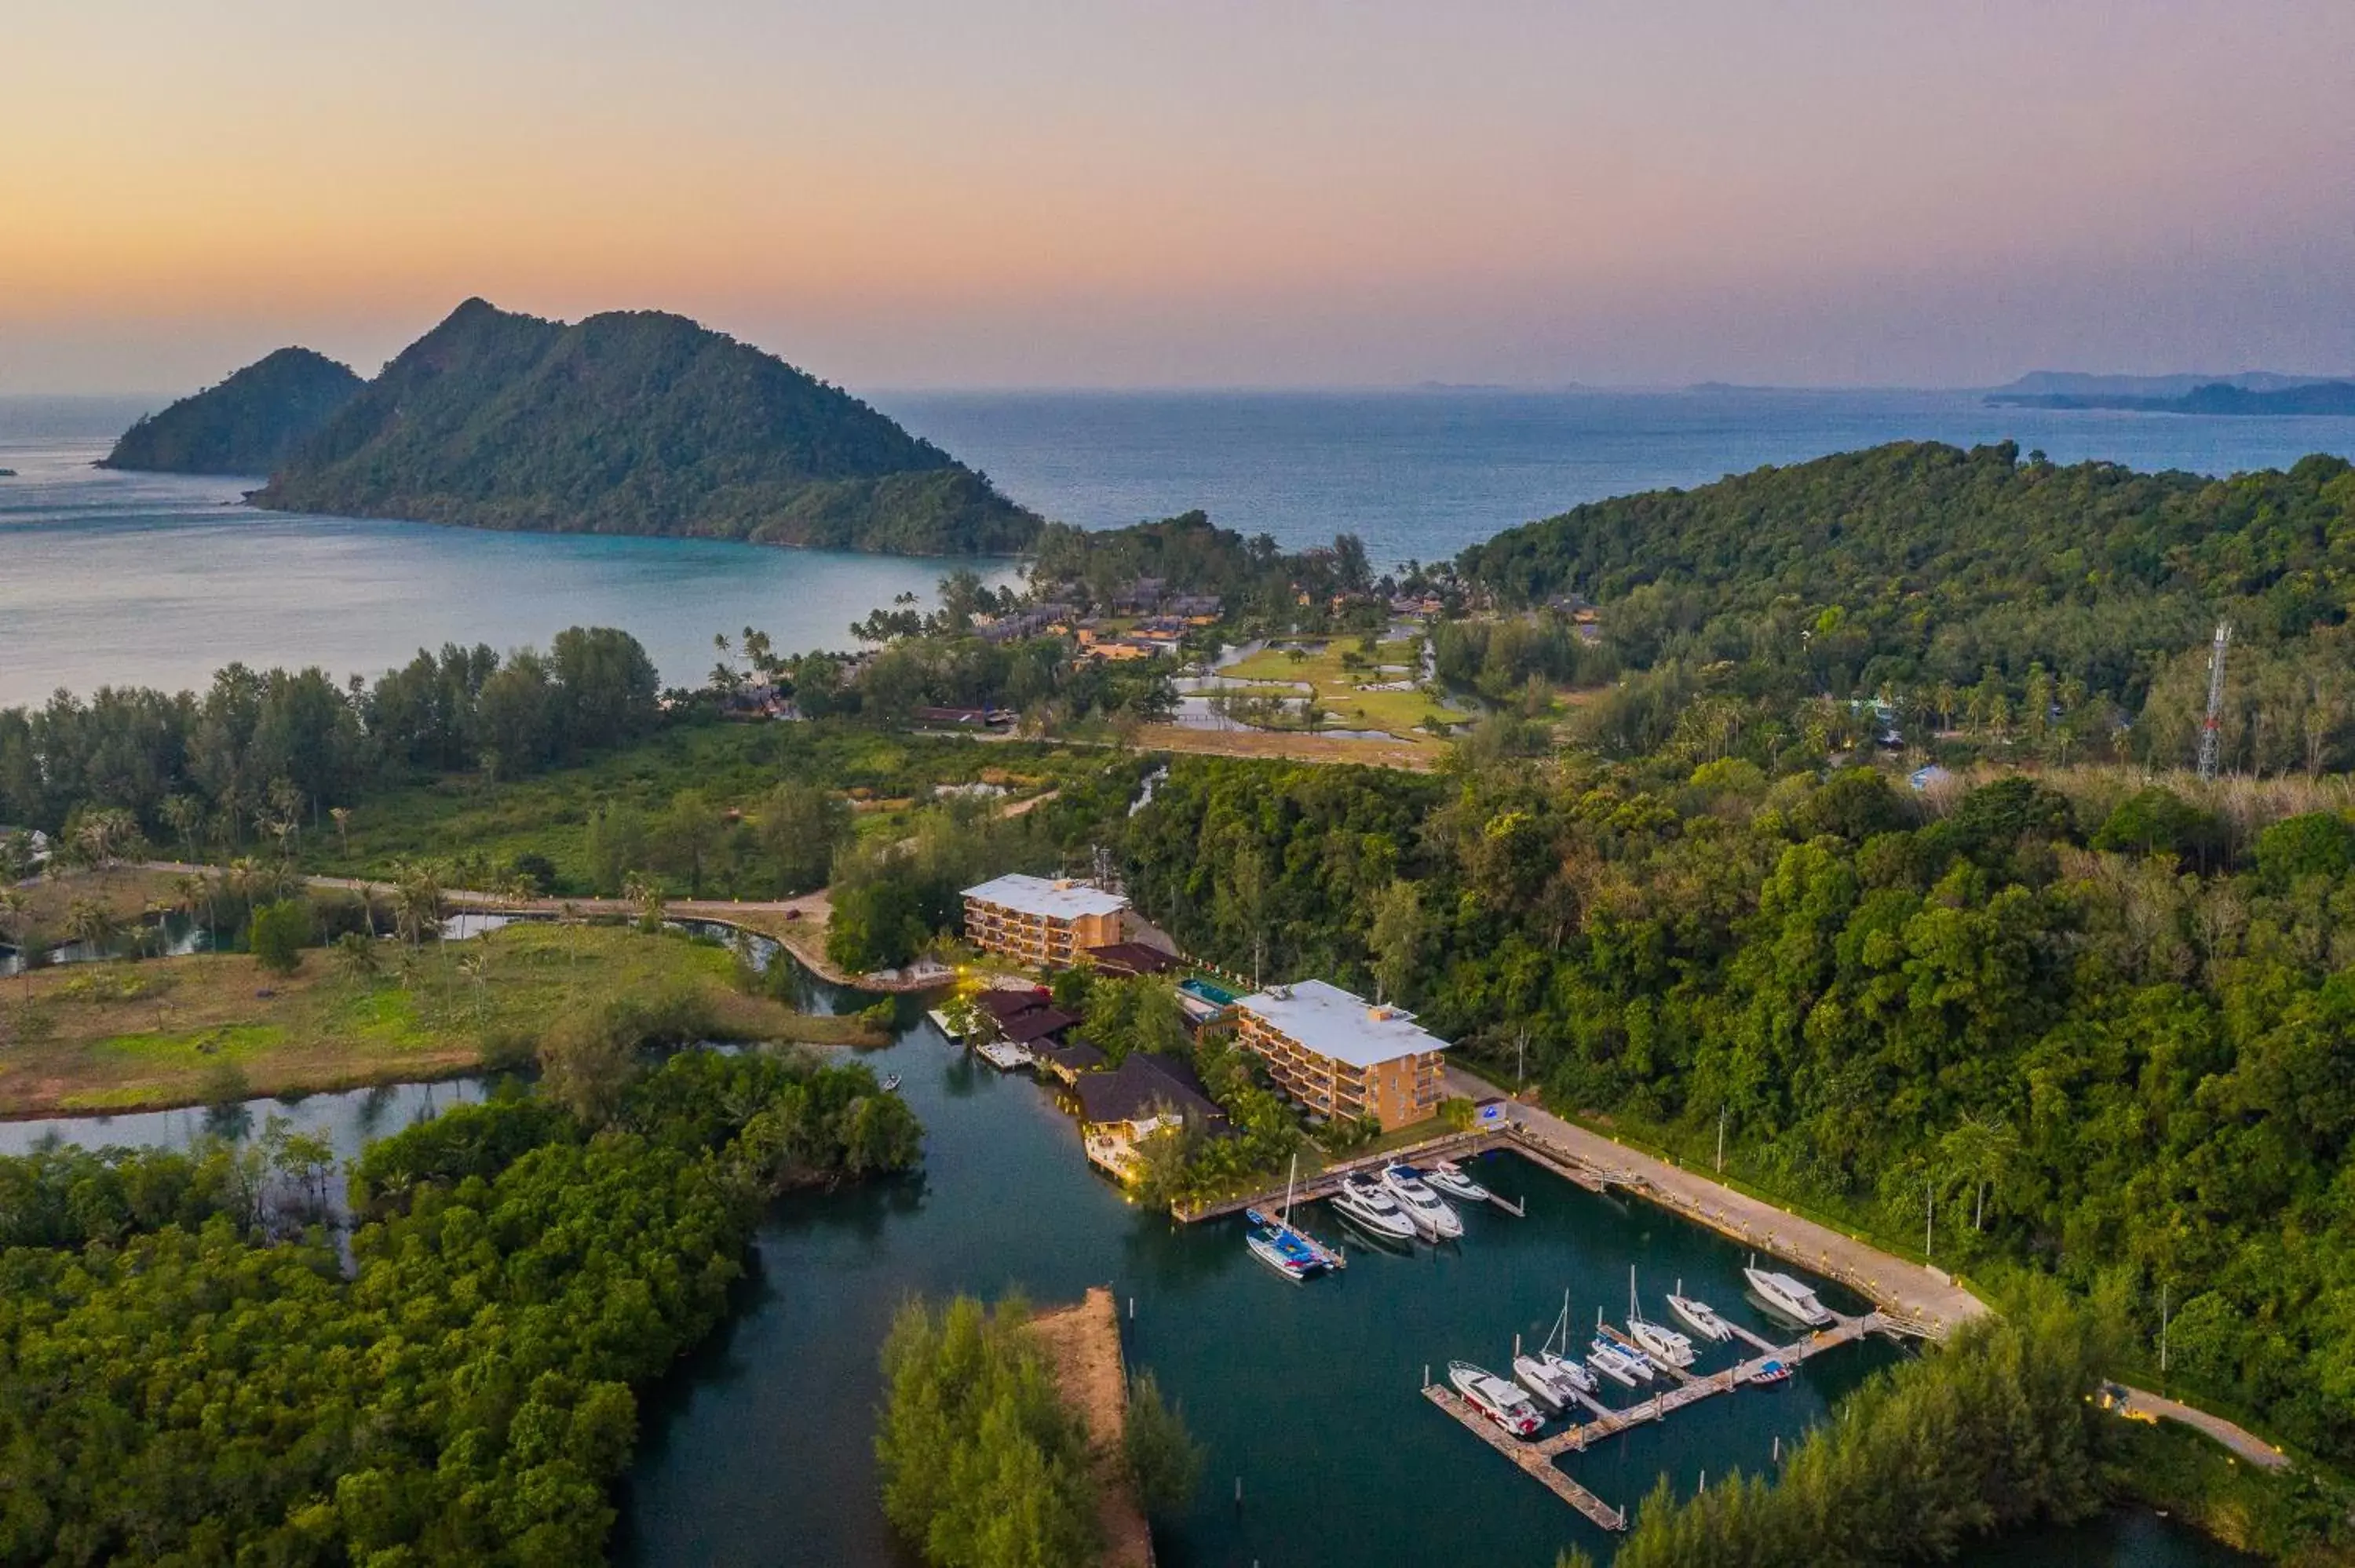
xmin=1587 ymin=1336 xmax=1648 ymax=1386
xmin=1628 ymin=1317 xmax=1696 ymax=1369
xmin=1449 ymin=1360 xmax=1545 ymax=1438
xmin=878 ymin=1074 xmax=903 ymax=1093
xmin=1743 ymin=1264 xmax=1835 ymax=1327
xmin=1748 ymin=1358 xmax=1794 ymax=1387
xmin=1380 ymin=1165 xmax=1464 ymax=1240
xmin=1246 ymin=1218 xmax=1323 ymax=1282
xmin=1667 ymin=1280 xmax=1733 ymax=1342
xmin=1330 ymin=1176 xmax=1418 ymax=1242
xmin=1422 ymin=1158 xmax=1491 ymax=1203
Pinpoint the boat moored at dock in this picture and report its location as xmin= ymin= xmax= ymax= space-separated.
xmin=1422 ymin=1158 xmax=1490 ymax=1203
xmin=1330 ymin=1174 xmax=1419 ymax=1242
xmin=1380 ymin=1165 xmax=1464 ymax=1239
xmin=1448 ymin=1360 xmax=1546 ymax=1438
xmin=1586 ymin=1336 xmax=1646 ymax=1386
xmin=1666 ymin=1280 xmax=1733 ymax=1342
xmin=1743 ymin=1262 xmax=1835 ymax=1327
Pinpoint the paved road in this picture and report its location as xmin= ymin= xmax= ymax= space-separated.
xmin=2109 ymin=1385 xmax=2290 ymax=1470
xmin=1448 ymin=1067 xmax=2293 ymax=1469
xmin=1448 ymin=1067 xmax=1988 ymax=1336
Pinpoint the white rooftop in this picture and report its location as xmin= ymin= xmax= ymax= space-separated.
xmin=962 ymin=873 xmax=1130 ymax=921
xmin=1232 ymin=978 xmax=1448 ymax=1069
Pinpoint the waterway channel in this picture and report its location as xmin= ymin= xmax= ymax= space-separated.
xmin=0 ymin=970 xmax=2258 ymax=1566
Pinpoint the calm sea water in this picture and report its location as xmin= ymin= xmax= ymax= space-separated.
xmin=7 ymin=388 xmax=2354 ymax=708
xmin=0 ymin=990 xmax=2253 ymax=1568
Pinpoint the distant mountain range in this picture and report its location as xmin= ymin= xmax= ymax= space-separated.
xmin=105 ymin=301 xmax=1042 ymax=556
xmin=100 ymin=348 xmax=364 ymax=474
xmin=1988 ymin=370 xmax=2355 ymax=414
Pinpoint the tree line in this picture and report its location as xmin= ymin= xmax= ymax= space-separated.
xmin=0 ymin=626 xmax=661 ymax=843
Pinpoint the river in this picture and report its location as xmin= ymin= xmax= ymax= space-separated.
xmin=0 ymin=977 xmax=2258 ymax=1566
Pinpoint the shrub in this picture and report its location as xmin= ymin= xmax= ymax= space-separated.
xmin=247 ymin=899 xmax=312 ymax=975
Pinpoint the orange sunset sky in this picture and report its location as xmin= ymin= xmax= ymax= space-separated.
xmin=6 ymin=0 xmax=2354 ymax=394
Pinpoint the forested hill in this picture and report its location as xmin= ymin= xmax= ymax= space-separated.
xmin=253 ymin=300 xmax=1041 ymax=556
xmin=1459 ymin=440 xmax=2355 ymax=703
xmin=1992 ymin=381 xmax=2355 ymax=415
xmin=100 ymin=347 xmax=363 ymax=475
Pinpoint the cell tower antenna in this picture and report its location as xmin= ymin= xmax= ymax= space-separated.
xmin=2196 ymin=622 xmax=2231 ymax=783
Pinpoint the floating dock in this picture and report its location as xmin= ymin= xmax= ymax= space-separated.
xmin=1425 ymin=1312 xmax=1900 ymax=1531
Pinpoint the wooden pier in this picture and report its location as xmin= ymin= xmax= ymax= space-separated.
xmin=1422 ymin=1384 xmax=1627 ymax=1532
xmin=1426 ymin=1312 xmax=1900 ymax=1531
xmin=1178 ymin=1129 xmax=1506 ymax=1221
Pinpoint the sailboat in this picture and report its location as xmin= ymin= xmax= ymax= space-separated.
xmin=1247 ymin=1155 xmax=1344 ymax=1279
xmin=1626 ymin=1266 xmax=1696 ymax=1369
xmin=1516 ymin=1289 xmax=1596 ymax=1406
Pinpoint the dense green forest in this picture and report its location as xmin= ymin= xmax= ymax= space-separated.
xmin=1459 ymin=443 xmax=2355 ymax=768
xmin=1115 ymin=751 xmax=2355 ymax=1467
xmin=100 ymin=347 xmax=363 ymax=475
xmin=0 ymin=1050 xmax=918 ymax=1565
xmin=250 ymin=300 xmax=1039 ymax=555
xmin=0 ymin=625 xmax=659 ymax=842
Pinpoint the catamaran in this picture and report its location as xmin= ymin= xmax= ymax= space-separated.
xmin=1626 ymin=1267 xmax=1696 ymax=1369
xmin=1380 ymin=1165 xmax=1464 ymax=1240
xmin=1586 ymin=1336 xmax=1647 ymax=1386
xmin=1743 ymin=1260 xmax=1835 ymax=1327
xmin=1329 ymin=1175 xmax=1418 ymax=1242
xmin=1246 ymin=1155 xmax=1344 ymax=1280
xmin=1422 ymin=1158 xmax=1491 ymax=1204
xmin=1246 ymin=1216 xmax=1323 ymax=1282
xmin=1449 ymin=1360 xmax=1546 ymax=1438
xmin=1666 ymin=1278 xmax=1734 ymax=1342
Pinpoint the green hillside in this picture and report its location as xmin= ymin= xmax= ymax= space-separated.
xmin=254 ymin=299 xmax=1039 ymax=556
xmin=100 ymin=347 xmax=364 ymax=475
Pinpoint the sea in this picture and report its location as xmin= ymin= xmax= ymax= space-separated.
xmin=4 ymin=387 xmax=2353 ymax=709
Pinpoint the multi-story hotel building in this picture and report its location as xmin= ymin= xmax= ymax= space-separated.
xmin=961 ymin=873 xmax=1130 ymax=968
xmin=1230 ymin=978 xmax=1448 ymax=1132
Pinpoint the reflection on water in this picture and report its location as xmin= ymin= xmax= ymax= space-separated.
xmin=0 ymin=911 xmax=214 ymax=976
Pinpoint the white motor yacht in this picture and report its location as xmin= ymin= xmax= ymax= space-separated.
xmin=1743 ymin=1264 xmax=1835 ymax=1327
xmin=1666 ymin=1280 xmax=1734 ymax=1341
xmin=1448 ymin=1360 xmax=1545 ymax=1438
xmin=1422 ymin=1158 xmax=1491 ymax=1204
xmin=1380 ymin=1165 xmax=1464 ymax=1240
xmin=1329 ymin=1176 xmax=1418 ymax=1242
xmin=1628 ymin=1317 xmax=1696 ymax=1369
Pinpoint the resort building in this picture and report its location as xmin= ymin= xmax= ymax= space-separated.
xmin=962 ymin=874 xmax=1130 ymax=968
xmin=1230 ymin=978 xmax=1448 ymax=1132
xmin=1071 ymin=1052 xmax=1228 ymax=1182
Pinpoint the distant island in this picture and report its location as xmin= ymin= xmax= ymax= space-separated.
xmin=1988 ymin=374 xmax=2355 ymax=415
xmin=244 ymin=299 xmax=1040 ymax=556
xmin=100 ymin=347 xmax=364 ymax=474
xmin=1990 ymin=369 xmax=2335 ymax=399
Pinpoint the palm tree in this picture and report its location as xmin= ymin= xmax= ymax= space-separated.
xmin=226 ymin=857 xmax=263 ymax=928
xmin=66 ymin=897 xmax=121 ymax=957
xmin=160 ymin=794 xmax=204 ymax=863
xmin=622 ymin=872 xmax=666 ymax=932
xmin=329 ymin=807 xmax=352 ymax=859
xmin=1937 ymin=1115 xmax=2022 ymax=1232
xmin=559 ymin=899 xmax=583 ymax=968
xmin=389 ymin=860 xmax=443 ymax=950
xmin=334 ymin=931 xmax=381 ymax=986
xmin=457 ymin=949 xmax=489 ymax=1021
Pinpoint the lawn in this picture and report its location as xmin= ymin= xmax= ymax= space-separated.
xmin=1218 ymin=638 xmax=1457 ymax=739
xmin=0 ymin=921 xmax=877 ymax=1117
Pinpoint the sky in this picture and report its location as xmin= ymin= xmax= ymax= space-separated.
xmin=5 ymin=0 xmax=2355 ymax=395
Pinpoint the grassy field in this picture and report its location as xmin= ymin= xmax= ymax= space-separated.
xmin=1219 ymin=638 xmax=1457 ymax=739
xmin=306 ymin=720 xmax=1091 ymax=891
xmin=1131 ymin=723 xmax=1438 ymax=771
xmin=0 ymin=921 xmax=876 ymax=1117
